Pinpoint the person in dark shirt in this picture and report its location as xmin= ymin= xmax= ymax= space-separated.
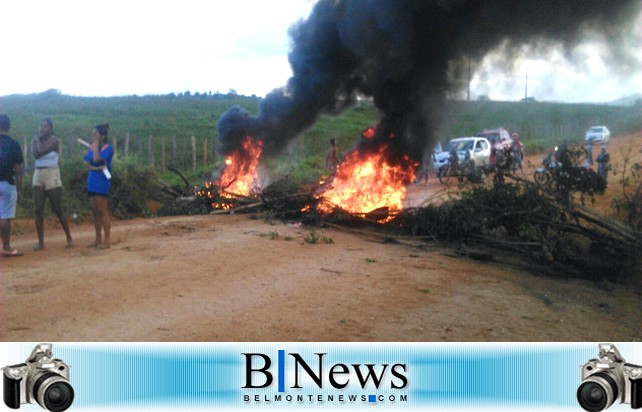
xmin=0 ymin=114 xmax=25 ymax=257
xmin=596 ymin=145 xmax=610 ymax=179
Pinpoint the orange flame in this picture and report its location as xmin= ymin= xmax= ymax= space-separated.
xmin=362 ymin=127 xmax=376 ymax=139
xmin=318 ymin=145 xmax=417 ymax=218
xmin=217 ymin=136 xmax=263 ymax=196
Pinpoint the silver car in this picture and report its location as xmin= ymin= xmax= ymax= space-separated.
xmin=584 ymin=126 xmax=610 ymax=144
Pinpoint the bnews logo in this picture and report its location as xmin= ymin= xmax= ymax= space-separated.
xmin=242 ymin=350 xmax=409 ymax=404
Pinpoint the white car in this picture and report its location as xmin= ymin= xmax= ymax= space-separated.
xmin=434 ymin=137 xmax=492 ymax=173
xmin=477 ymin=128 xmax=512 ymax=152
xmin=584 ymin=126 xmax=610 ymax=144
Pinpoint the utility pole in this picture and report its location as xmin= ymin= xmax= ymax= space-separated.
xmin=467 ymin=55 xmax=471 ymax=102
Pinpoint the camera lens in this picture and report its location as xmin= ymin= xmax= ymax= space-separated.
xmin=577 ymin=373 xmax=618 ymax=412
xmin=578 ymin=382 xmax=608 ymax=411
xmin=33 ymin=373 xmax=74 ymax=412
xmin=43 ymin=382 xmax=73 ymax=412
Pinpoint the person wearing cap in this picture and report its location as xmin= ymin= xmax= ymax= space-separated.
xmin=509 ymin=132 xmax=524 ymax=175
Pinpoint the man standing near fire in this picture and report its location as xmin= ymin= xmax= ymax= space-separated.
xmin=510 ymin=132 xmax=525 ymax=175
xmin=325 ymin=138 xmax=338 ymax=173
xmin=596 ymin=145 xmax=610 ymax=181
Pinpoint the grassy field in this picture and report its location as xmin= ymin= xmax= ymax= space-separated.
xmin=3 ymin=91 xmax=639 ymax=155
xmin=2 ymin=91 xmax=640 ymax=219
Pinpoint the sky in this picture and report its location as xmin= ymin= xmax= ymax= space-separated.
xmin=2 ymin=0 xmax=641 ymax=103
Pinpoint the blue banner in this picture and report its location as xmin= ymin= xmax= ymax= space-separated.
xmin=1 ymin=343 xmax=640 ymax=411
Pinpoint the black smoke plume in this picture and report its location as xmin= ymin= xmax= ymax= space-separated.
xmin=217 ymin=0 xmax=640 ymax=162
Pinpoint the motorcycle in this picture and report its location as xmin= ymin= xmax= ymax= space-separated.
xmin=534 ymin=148 xmax=561 ymax=186
xmin=438 ymin=150 xmax=483 ymax=185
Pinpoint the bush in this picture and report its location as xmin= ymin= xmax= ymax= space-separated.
xmin=108 ymin=160 xmax=167 ymax=218
xmin=18 ymin=158 xmax=169 ymax=220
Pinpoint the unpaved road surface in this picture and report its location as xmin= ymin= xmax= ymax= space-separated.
xmin=1 ymin=133 xmax=640 ymax=342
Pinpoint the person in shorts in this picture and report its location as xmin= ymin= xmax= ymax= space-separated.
xmin=84 ymin=124 xmax=114 ymax=249
xmin=0 ymin=114 xmax=25 ymax=257
xmin=31 ymin=118 xmax=73 ymax=250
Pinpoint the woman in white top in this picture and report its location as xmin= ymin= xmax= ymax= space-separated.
xmin=31 ymin=118 xmax=73 ymax=250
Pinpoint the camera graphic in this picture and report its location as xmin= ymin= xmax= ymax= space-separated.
xmin=577 ymin=343 xmax=642 ymax=411
xmin=2 ymin=344 xmax=74 ymax=412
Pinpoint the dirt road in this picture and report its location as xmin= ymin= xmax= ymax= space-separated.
xmin=1 ymin=134 xmax=640 ymax=342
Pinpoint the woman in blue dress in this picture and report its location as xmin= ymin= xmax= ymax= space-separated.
xmin=84 ymin=124 xmax=114 ymax=249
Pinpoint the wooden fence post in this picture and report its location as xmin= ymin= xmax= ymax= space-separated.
xmin=161 ymin=137 xmax=166 ymax=172
xmin=23 ymin=137 xmax=29 ymax=169
xmin=148 ymin=135 xmax=154 ymax=167
xmin=112 ymin=134 xmax=118 ymax=159
xmin=137 ymin=137 xmax=143 ymax=164
xmin=67 ymin=136 xmax=73 ymax=160
xmin=182 ymin=141 xmax=187 ymax=170
xmin=124 ymin=132 xmax=130 ymax=159
xmin=211 ymin=134 xmax=217 ymax=166
xmin=191 ymin=136 xmax=196 ymax=171
xmin=171 ymin=135 xmax=177 ymax=167
xmin=203 ymin=140 xmax=208 ymax=168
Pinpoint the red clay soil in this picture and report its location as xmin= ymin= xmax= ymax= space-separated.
xmin=1 ymin=133 xmax=640 ymax=342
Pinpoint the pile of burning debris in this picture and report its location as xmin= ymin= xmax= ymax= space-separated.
xmin=173 ymin=0 xmax=642 ymax=276
xmin=188 ymin=127 xmax=418 ymax=223
xmin=161 ymin=130 xmax=641 ymax=279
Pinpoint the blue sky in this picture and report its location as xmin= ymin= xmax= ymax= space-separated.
xmin=2 ymin=0 xmax=640 ymax=103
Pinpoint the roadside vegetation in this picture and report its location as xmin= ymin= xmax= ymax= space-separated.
xmin=2 ymin=91 xmax=640 ymax=221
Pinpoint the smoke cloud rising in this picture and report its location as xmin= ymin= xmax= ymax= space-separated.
xmin=217 ymin=0 xmax=640 ymax=161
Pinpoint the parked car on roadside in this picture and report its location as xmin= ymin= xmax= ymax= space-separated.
xmin=433 ymin=136 xmax=492 ymax=174
xmin=584 ymin=126 xmax=610 ymax=144
xmin=477 ymin=128 xmax=512 ymax=151
xmin=477 ymin=128 xmax=512 ymax=168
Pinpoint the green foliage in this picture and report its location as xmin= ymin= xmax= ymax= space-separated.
xmin=394 ymin=181 xmax=639 ymax=278
xmin=6 ymin=93 xmax=641 ymax=222
xmin=1 ymin=93 xmax=259 ymax=142
xmin=19 ymin=156 xmax=172 ymax=220
xmin=107 ymin=159 xmax=168 ymax=218
xmin=304 ymin=229 xmax=333 ymax=244
xmin=611 ymin=139 xmax=642 ymax=230
xmin=437 ymin=100 xmax=641 ymax=151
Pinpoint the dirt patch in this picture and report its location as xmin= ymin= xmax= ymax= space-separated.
xmin=1 ymin=134 xmax=640 ymax=342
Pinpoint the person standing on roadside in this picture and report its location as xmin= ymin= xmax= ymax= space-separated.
xmin=325 ymin=138 xmax=338 ymax=173
xmin=510 ymin=132 xmax=525 ymax=175
xmin=84 ymin=124 xmax=114 ymax=249
xmin=31 ymin=118 xmax=73 ymax=251
xmin=0 ymin=114 xmax=25 ymax=257
xmin=596 ymin=145 xmax=610 ymax=180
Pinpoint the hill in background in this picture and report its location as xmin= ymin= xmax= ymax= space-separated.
xmin=608 ymin=93 xmax=642 ymax=106
xmin=1 ymin=92 xmax=640 ymax=162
